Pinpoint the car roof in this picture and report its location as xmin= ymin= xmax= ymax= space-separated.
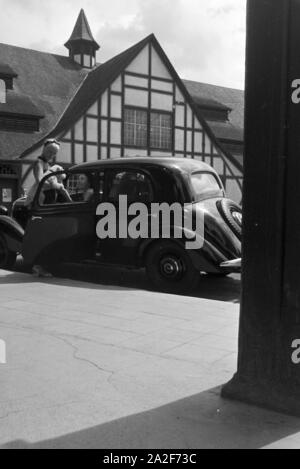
xmin=70 ymin=157 xmax=216 ymax=174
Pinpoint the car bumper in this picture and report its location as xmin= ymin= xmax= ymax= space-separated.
xmin=220 ymin=258 xmax=241 ymax=273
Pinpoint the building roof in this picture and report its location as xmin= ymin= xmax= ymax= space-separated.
xmin=65 ymin=9 xmax=100 ymax=51
xmin=183 ymin=79 xmax=244 ymax=142
xmin=18 ymin=35 xmax=159 ymax=155
xmin=0 ymin=91 xmax=43 ymax=118
xmin=0 ymin=31 xmax=244 ymax=169
xmin=49 ymin=34 xmax=153 ymax=140
xmin=19 ymin=33 xmax=242 ymax=172
xmin=189 ymin=94 xmax=231 ymax=112
xmin=0 ymin=42 xmax=88 ymax=159
xmin=0 ymin=63 xmax=17 ymax=78
xmin=208 ymin=120 xmax=244 ymax=143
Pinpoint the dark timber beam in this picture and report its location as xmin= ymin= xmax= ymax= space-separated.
xmin=222 ymin=0 xmax=300 ymax=415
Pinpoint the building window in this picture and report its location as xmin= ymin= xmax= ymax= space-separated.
xmin=124 ymin=107 xmax=173 ymax=150
xmin=150 ymin=112 xmax=172 ymax=150
xmin=0 ymin=115 xmax=39 ymax=132
xmin=0 ymin=79 xmax=6 ymax=104
xmin=124 ymin=108 xmax=147 ymax=147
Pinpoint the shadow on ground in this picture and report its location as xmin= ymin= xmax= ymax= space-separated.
xmin=2 ymin=387 xmax=300 ymax=449
xmin=11 ymin=257 xmax=241 ymax=303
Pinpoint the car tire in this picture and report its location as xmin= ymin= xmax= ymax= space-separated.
xmin=217 ymin=200 xmax=242 ymax=240
xmin=0 ymin=235 xmax=17 ymax=270
xmin=145 ymin=241 xmax=199 ymax=294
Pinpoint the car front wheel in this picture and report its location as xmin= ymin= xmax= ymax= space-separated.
xmin=0 ymin=235 xmax=17 ymax=270
xmin=145 ymin=241 xmax=199 ymax=294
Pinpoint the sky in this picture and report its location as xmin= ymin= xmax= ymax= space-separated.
xmin=0 ymin=0 xmax=247 ymax=89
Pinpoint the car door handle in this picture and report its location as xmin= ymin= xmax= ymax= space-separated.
xmin=31 ymin=216 xmax=43 ymax=221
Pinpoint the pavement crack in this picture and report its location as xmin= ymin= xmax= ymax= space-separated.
xmin=56 ymin=335 xmax=115 ymax=377
xmin=0 ymin=320 xmax=115 ymax=378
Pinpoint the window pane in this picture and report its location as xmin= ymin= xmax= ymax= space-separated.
xmin=66 ymin=173 xmax=95 ymax=203
xmin=150 ymin=112 xmax=172 ymax=150
xmin=191 ymin=172 xmax=223 ymax=200
xmin=124 ymin=108 xmax=147 ymax=147
xmin=108 ymin=170 xmax=153 ymax=204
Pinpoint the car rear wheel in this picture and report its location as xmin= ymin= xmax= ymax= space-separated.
xmin=145 ymin=241 xmax=199 ymax=294
xmin=217 ymin=199 xmax=242 ymax=240
xmin=0 ymin=235 xmax=17 ymax=270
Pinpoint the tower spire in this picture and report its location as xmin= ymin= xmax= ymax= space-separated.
xmin=65 ymin=9 xmax=100 ymax=68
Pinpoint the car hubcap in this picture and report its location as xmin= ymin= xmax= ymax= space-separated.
xmin=160 ymin=255 xmax=185 ymax=281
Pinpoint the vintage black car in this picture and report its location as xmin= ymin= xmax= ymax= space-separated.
xmin=0 ymin=158 xmax=242 ymax=292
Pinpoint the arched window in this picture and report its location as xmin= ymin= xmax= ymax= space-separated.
xmin=0 ymin=79 xmax=6 ymax=104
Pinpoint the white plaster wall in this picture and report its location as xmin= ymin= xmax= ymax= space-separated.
xmin=111 ymin=76 xmax=122 ymax=92
xmin=111 ymin=95 xmax=122 ymax=119
xmin=151 ymin=92 xmax=173 ymax=111
xmin=74 ymin=118 xmax=84 ymax=141
xmin=101 ymin=91 xmax=108 ymax=117
xmin=125 ymin=75 xmax=148 ymax=88
xmin=86 ymin=145 xmax=98 ymax=162
xmin=75 ymin=143 xmax=84 ymax=164
xmin=86 ymin=118 xmax=98 ymax=142
xmin=87 ymin=102 xmax=98 ymax=116
xmin=110 ymin=122 xmax=121 ymax=145
xmin=59 ymin=142 xmax=72 ymax=163
xmin=101 ymin=120 xmax=108 ymax=143
xmin=126 ymin=47 xmax=149 ymax=75
xmin=125 ymin=88 xmax=148 ymax=108
xmin=124 ymin=148 xmax=148 ymax=157
xmin=151 ymin=79 xmax=173 ymax=93
xmin=151 ymin=46 xmax=172 ymax=79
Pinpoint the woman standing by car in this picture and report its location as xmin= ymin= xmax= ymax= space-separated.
xmin=25 ymin=139 xmax=61 ymax=206
xmin=26 ymin=139 xmax=61 ymax=277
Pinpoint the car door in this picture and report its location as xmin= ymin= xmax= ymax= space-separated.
xmin=22 ymin=170 xmax=99 ymax=266
xmin=96 ymin=168 xmax=155 ymax=266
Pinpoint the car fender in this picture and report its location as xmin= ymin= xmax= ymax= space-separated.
xmin=0 ymin=215 xmax=24 ymax=253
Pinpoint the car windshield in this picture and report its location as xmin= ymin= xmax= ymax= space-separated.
xmin=190 ymin=172 xmax=223 ymax=201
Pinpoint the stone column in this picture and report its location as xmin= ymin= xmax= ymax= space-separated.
xmin=222 ymin=0 xmax=300 ymax=415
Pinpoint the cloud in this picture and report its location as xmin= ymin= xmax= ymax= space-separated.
xmin=0 ymin=0 xmax=246 ymax=89
xmin=94 ymin=0 xmax=246 ymax=88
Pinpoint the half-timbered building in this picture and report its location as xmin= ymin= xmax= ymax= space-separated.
xmin=0 ymin=9 xmax=244 ymax=211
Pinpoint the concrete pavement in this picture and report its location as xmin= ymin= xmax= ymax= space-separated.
xmin=0 ymin=268 xmax=300 ymax=449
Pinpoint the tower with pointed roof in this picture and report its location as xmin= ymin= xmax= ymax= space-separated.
xmin=65 ymin=9 xmax=100 ymax=69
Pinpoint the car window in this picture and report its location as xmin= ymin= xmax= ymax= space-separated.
xmin=37 ymin=172 xmax=95 ymax=206
xmin=191 ymin=172 xmax=223 ymax=200
xmin=36 ymin=171 xmax=71 ymax=206
xmin=107 ymin=170 xmax=154 ymax=204
xmin=66 ymin=173 xmax=95 ymax=203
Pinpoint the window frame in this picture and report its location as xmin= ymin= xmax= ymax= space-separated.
xmin=0 ymin=114 xmax=39 ymax=132
xmin=123 ymin=106 xmax=173 ymax=151
xmin=190 ymin=171 xmax=225 ymax=202
xmin=33 ymin=170 xmax=98 ymax=210
xmin=150 ymin=111 xmax=173 ymax=151
xmin=124 ymin=107 xmax=148 ymax=149
xmin=105 ymin=168 xmax=155 ymax=206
